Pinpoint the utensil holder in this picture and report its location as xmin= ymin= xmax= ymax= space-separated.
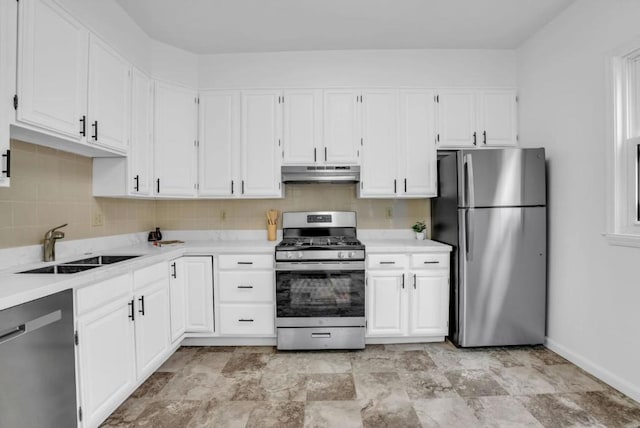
xmin=267 ymin=224 xmax=277 ymax=241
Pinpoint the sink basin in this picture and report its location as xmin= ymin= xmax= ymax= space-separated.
xmin=19 ymin=265 xmax=100 ymax=274
xmin=62 ymin=255 xmax=141 ymax=265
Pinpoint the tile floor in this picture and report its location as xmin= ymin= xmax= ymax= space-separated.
xmin=101 ymin=342 xmax=640 ymax=427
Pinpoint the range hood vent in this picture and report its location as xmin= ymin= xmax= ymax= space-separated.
xmin=281 ymin=165 xmax=360 ymax=184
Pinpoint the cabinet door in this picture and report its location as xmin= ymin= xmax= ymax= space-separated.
xmin=128 ymin=69 xmax=153 ymax=195
xmin=478 ymin=90 xmax=518 ymax=147
xmin=134 ymin=280 xmax=171 ymax=379
xmin=183 ymin=256 xmax=214 ymax=333
xmin=168 ymin=259 xmax=186 ymax=342
xmin=199 ymin=90 xmax=240 ymax=197
xmin=77 ymin=297 xmax=136 ymax=428
xmin=400 ymin=90 xmax=437 ymax=197
xmin=409 ymin=271 xmax=449 ymax=336
xmin=360 ymin=90 xmax=398 ymax=197
xmin=323 ymin=90 xmax=360 ymax=164
xmin=283 ymin=89 xmax=321 ymax=165
xmin=17 ymin=0 xmax=88 ymax=140
xmin=241 ymin=90 xmax=282 ymax=197
xmin=87 ymin=35 xmax=131 ymax=153
xmin=154 ymin=82 xmax=198 ymax=196
xmin=366 ymin=271 xmax=406 ymax=336
xmin=436 ymin=90 xmax=476 ymax=148
xmin=0 ymin=0 xmax=15 ymax=188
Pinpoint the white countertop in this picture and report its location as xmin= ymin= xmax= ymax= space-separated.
xmin=0 ymin=233 xmax=450 ymax=311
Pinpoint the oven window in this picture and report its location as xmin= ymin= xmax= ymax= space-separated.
xmin=276 ymin=270 xmax=365 ymax=318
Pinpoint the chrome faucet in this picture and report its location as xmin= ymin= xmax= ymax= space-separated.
xmin=43 ymin=223 xmax=67 ymax=262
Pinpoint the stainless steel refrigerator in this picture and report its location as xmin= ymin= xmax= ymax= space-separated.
xmin=432 ymin=148 xmax=547 ymax=347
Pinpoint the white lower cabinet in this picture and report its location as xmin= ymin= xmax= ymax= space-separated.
xmin=366 ymin=252 xmax=450 ymax=340
xmin=217 ymin=254 xmax=275 ymax=336
xmin=76 ymin=262 xmax=172 ymax=428
xmin=169 ymin=256 xmax=214 ymax=334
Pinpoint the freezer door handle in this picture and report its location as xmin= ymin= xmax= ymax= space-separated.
xmin=465 ymin=209 xmax=474 ymax=262
xmin=464 ymin=154 xmax=475 ymax=208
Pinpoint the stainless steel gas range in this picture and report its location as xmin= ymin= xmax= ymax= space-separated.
xmin=275 ymin=211 xmax=365 ymax=350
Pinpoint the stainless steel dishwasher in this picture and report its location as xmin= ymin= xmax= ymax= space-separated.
xmin=0 ymin=289 xmax=77 ymax=428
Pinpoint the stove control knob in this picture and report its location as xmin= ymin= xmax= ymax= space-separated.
xmin=338 ymin=252 xmax=345 ymax=259
xmin=287 ymin=252 xmax=293 ymax=259
xmin=348 ymin=251 xmax=356 ymax=258
xmin=297 ymin=252 xmax=303 ymax=259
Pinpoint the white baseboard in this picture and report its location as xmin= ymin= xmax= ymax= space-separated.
xmin=545 ymin=337 xmax=640 ymax=403
xmin=365 ymin=336 xmax=445 ymax=344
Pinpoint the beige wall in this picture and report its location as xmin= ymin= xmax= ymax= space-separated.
xmin=0 ymin=140 xmax=156 ymax=249
xmin=0 ymin=140 xmax=431 ymax=249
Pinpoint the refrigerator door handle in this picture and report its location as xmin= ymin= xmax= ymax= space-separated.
xmin=465 ymin=209 xmax=474 ymax=261
xmin=464 ymin=154 xmax=475 ymax=208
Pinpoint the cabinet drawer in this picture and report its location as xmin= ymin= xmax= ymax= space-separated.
xmin=367 ymin=254 xmax=408 ymax=269
xmin=219 ymin=271 xmax=274 ymax=303
xmin=410 ymin=253 xmax=450 ymax=269
xmin=218 ymin=254 xmax=274 ymax=270
xmin=219 ymin=304 xmax=275 ymax=336
xmin=76 ymin=274 xmax=133 ymax=315
xmin=133 ymin=262 xmax=167 ymax=290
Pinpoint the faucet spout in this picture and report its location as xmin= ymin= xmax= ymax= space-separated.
xmin=43 ymin=223 xmax=68 ymax=262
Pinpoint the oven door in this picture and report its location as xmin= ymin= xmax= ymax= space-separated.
xmin=276 ymin=261 xmax=365 ymax=327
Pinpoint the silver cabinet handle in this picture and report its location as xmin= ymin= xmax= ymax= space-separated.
xmin=0 ymin=325 xmax=26 ymax=345
xmin=311 ymin=332 xmax=331 ymax=338
xmin=0 ymin=310 xmax=62 ymax=345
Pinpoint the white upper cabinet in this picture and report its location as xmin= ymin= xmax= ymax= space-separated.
xmin=199 ymin=90 xmax=240 ymax=197
xmin=282 ymin=89 xmax=322 ymax=165
xmin=360 ymin=90 xmax=398 ymax=197
xmin=0 ymin=0 xmax=14 ymax=187
xmin=359 ymin=89 xmax=437 ymax=199
xmin=129 ymin=69 xmax=153 ymax=195
xmin=399 ymin=89 xmax=437 ymax=197
xmin=17 ymin=0 xmax=88 ymax=141
xmin=436 ymin=89 xmax=518 ymax=149
xmin=478 ymin=90 xmax=518 ymax=146
xmin=87 ymin=35 xmax=131 ymax=153
xmin=154 ymin=82 xmax=198 ymax=197
xmin=323 ymin=90 xmax=360 ymax=164
xmin=436 ymin=90 xmax=477 ymax=148
xmin=240 ymin=90 xmax=282 ymax=197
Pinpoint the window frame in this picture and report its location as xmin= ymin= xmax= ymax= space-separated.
xmin=605 ymin=40 xmax=640 ymax=247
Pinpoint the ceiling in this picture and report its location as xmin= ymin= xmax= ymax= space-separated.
xmin=115 ymin=0 xmax=576 ymax=55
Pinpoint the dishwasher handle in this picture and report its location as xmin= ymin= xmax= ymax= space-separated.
xmin=0 ymin=310 xmax=62 ymax=345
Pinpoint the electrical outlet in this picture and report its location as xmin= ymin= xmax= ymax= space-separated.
xmin=220 ymin=209 xmax=227 ymax=221
xmin=92 ymin=212 xmax=104 ymax=227
xmin=385 ymin=207 xmax=393 ymax=219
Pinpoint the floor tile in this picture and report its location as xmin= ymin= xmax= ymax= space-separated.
xmin=246 ymin=401 xmax=306 ymax=428
xmin=426 ymin=344 xmax=504 ymax=371
xmin=157 ymin=347 xmax=198 ymax=372
xmin=398 ymin=370 xmax=458 ymax=400
xmin=100 ymin=398 xmax=150 ymax=427
xmin=186 ymin=400 xmax=256 ymax=428
xmin=466 ymin=396 xmax=543 ymax=427
xmin=394 ymin=350 xmax=437 ymax=371
xmin=306 ymin=373 xmax=356 ymax=401
xmin=351 ymin=351 xmax=397 ymax=373
xmin=536 ymin=364 xmax=605 ymax=393
xmin=230 ymin=372 xmax=268 ymax=401
xmin=304 ymin=400 xmax=365 ymax=428
xmin=221 ymin=352 xmax=270 ymax=374
xmin=517 ymin=394 xmax=605 ymax=428
xmin=361 ymin=399 xmax=422 ymax=428
xmin=234 ymin=345 xmax=277 ymax=354
xmin=157 ymin=370 xmax=220 ymax=401
xmin=260 ymin=371 xmax=308 ymax=401
xmin=566 ymin=390 xmax=640 ymax=427
xmin=185 ymin=350 xmax=233 ymax=374
xmin=444 ymin=369 xmax=509 ymax=397
xmin=131 ymin=372 xmax=174 ymax=399
xmin=384 ymin=343 xmax=427 ymax=352
xmin=412 ymin=397 xmax=481 ymax=428
xmin=353 ymin=372 xmax=409 ymax=401
xmin=490 ymin=366 xmax=556 ymax=395
xmin=132 ymin=399 xmax=201 ymax=428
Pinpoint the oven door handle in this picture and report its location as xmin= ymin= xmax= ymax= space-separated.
xmin=276 ymin=261 xmax=365 ymax=271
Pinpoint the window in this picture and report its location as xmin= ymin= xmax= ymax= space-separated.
xmin=606 ymin=42 xmax=640 ymax=246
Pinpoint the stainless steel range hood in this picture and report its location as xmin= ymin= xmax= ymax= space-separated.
xmin=281 ymin=165 xmax=360 ymax=184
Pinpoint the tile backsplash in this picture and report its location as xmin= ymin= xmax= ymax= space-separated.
xmin=0 ymin=140 xmax=431 ymax=249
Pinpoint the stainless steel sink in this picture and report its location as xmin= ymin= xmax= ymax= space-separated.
xmin=17 ymin=255 xmax=141 ymax=274
xmin=61 ymin=255 xmax=141 ymax=265
xmin=19 ymin=265 xmax=100 ymax=274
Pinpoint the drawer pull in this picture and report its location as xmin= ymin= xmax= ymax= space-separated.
xmin=238 ymin=318 xmax=254 ymax=323
xmin=237 ymin=261 xmax=253 ymax=265
xmin=379 ymin=261 xmax=396 ymax=265
xmin=423 ymin=261 xmax=440 ymax=264
xmin=311 ymin=332 xmax=331 ymax=338
xmin=237 ymin=285 xmax=253 ymax=289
